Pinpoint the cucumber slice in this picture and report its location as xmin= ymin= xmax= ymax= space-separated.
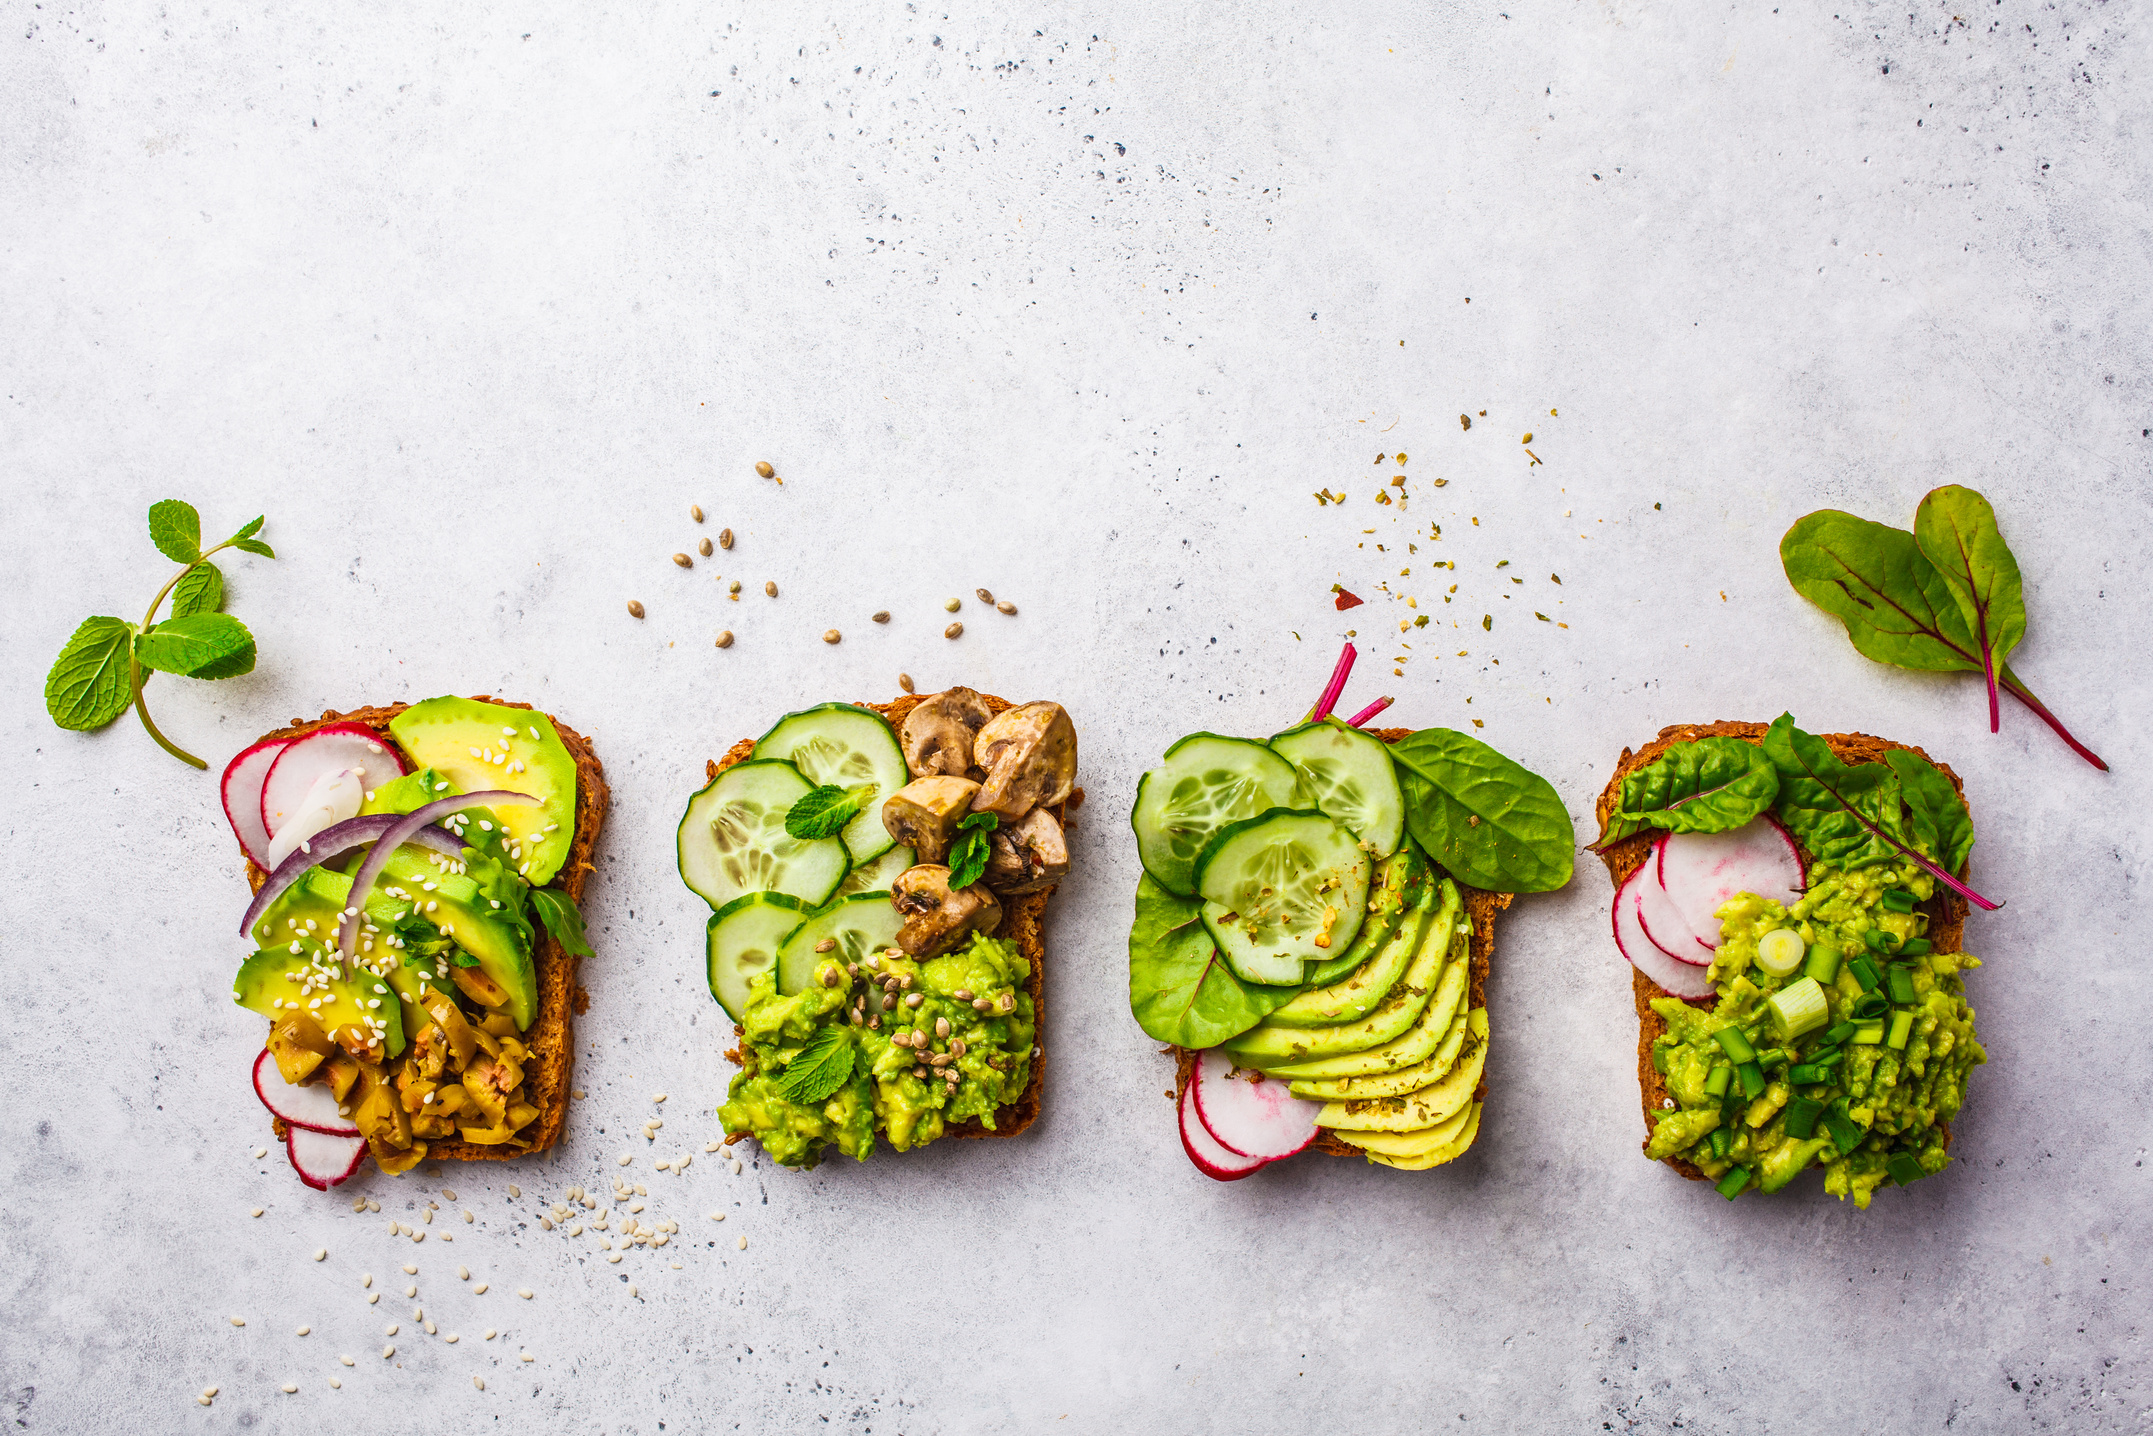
xmin=1269 ymin=720 xmax=1405 ymax=858
xmin=1296 ymin=844 xmax=1427 ymax=992
xmin=775 ymin=893 xmax=907 ymax=995
xmin=835 ymin=844 xmax=914 ymax=898
xmin=706 ymin=892 xmax=808 ymax=1022
xmin=679 ymin=759 xmax=849 ymax=911
xmin=1193 ymin=809 xmax=1371 ymax=984
xmin=753 ymin=703 xmax=908 ymax=865
xmin=1131 ymin=733 xmax=1304 ymax=896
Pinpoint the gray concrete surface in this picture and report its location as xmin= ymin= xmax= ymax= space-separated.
xmin=4 ymin=3 xmax=2150 ymax=1431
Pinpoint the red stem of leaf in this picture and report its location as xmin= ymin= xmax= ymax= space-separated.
xmin=2001 ymin=672 xmax=2109 ymax=772
xmin=1977 ymin=612 xmax=1999 ymax=734
xmin=1309 ymin=642 xmax=1356 ymax=723
xmin=1344 ymin=696 xmax=1394 ymax=728
xmin=1785 ymin=741 xmax=2002 ymax=911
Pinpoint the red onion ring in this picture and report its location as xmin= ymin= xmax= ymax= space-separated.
xmin=337 ymin=791 xmax=540 ymax=967
xmin=239 ymin=814 xmax=463 ymax=940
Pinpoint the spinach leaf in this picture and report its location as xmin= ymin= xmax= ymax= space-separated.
xmin=1596 ymin=735 xmax=1779 ymax=846
xmin=44 ymin=617 xmax=137 ymax=731
xmin=1127 ymin=875 xmax=1299 ymax=1047
xmin=529 ymin=887 xmax=595 ymax=957
xmin=1883 ymin=748 xmax=1975 ymax=876
xmin=133 ymin=612 xmax=256 ymax=679
xmin=1388 ymin=729 xmax=1574 ymax=892
xmin=1914 ymin=485 xmax=2026 ymax=733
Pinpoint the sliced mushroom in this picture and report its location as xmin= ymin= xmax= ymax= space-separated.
xmin=880 ymin=776 xmax=981 ymax=866
xmin=900 ymin=687 xmax=995 ymax=779
xmin=970 ymin=701 xmax=1078 ymax=820
xmin=890 ymin=865 xmax=1002 ymax=958
xmin=983 ymin=806 xmax=1069 ymax=895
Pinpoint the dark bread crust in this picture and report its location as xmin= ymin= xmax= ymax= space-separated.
xmin=246 ymin=699 xmax=609 ymax=1165
xmin=1590 ymin=720 xmax=1968 ymax=1181
xmin=711 ymin=692 xmax=1063 ymax=1145
xmin=1171 ymin=725 xmax=1511 ymax=1162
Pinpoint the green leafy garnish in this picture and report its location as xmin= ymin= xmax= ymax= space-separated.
xmin=1596 ymin=735 xmax=1779 ymax=847
xmin=42 ymin=501 xmax=276 ymax=769
xmin=1127 ymin=875 xmax=1303 ymax=1047
xmin=947 ymin=810 xmax=997 ymax=890
xmin=773 ymin=1027 xmax=855 ymax=1105
xmin=529 ymin=888 xmax=594 ymax=957
xmin=784 ymin=783 xmax=877 ymax=840
xmin=449 ymin=950 xmax=483 ymax=969
xmin=1387 ymin=728 xmax=1574 ymax=892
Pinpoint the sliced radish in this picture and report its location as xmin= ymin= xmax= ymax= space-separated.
xmin=1634 ymin=838 xmax=1710 ymax=966
xmin=222 ymin=735 xmax=293 ymax=868
xmin=262 ymin=724 xmax=409 ymax=847
xmin=1658 ymin=820 xmax=1805 ymax=952
xmin=264 ymin=766 xmax=366 ymax=869
xmin=287 ymin=1127 xmax=368 ymax=1190
xmin=1179 ymin=1081 xmax=1267 ymax=1180
xmin=1613 ymin=863 xmax=1715 ymax=999
xmin=252 ymin=1048 xmax=358 ymax=1137
xmin=1190 ymin=1047 xmax=1320 ymax=1161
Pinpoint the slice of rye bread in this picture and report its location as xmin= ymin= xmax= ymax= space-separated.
xmin=1171 ymin=726 xmax=1512 ymax=1160
xmin=711 ymin=692 xmax=1072 ymax=1142
xmin=1591 ymin=720 xmax=1969 ymax=1181
xmin=245 ymin=699 xmax=610 ymax=1165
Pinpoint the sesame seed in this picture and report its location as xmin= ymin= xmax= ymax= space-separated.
xmin=314 ymin=1248 xmax=326 ymax=1261
xmin=340 ymin=1356 xmax=354 ymax=1367
xmin=508 ymin=1185 xmax=520 ymax=1198
xmin=360 ymin=1274 xmax=372 ymax=1288
xmin=517 ymin=1288 xmax=534 ymax=1300
xmin=250 ymin=1207 xmax=263 ymax=1218
xmin=619 ymin=1155 xmax=632 ymax=1166
xmin=385 ymin=1325 xmax=398 ymax=1336
xmin=329 ymin=1376 xmax=342 ymax=1389
xmin=229 ymin=1316 xmax=245 ymax=1327
xmin=402 ymin=1264 xmax=417 ymax=1275
xmin=282 ymin=1383 xmax=297 ymax=1394
xmin=458 ymin=1266 xmax=470 ymax=1281
xmin=446 ymin=1334 xmax=459 ymax=1344
xmin=463 ymin=1210 xmax=474 ymax=1223
xmin=253 ymin=1148 xmax=268 ymax=1159
xmin=368 ymin=1294 xmax=379 ymax=1305
xmin=484 ymin=1329 xmax=497 ymax=1340
xmin=197 ymin=1396 xmax=212 ymax=1407
xmin=382 ymin=1346 xmax=394 ymax=1359
xmin=296 ymin=1326 xmax=310 ymax=1337
xmin=202 ymin=1386 xmax=218 ymax=1398
xmin=520 ymin=1352 xmax=534 ymax=1363
xmin=473 ymin=1377 xmax=485 ymax=1391
xmin=737 ymin=1236 xmax=748 ymax=1250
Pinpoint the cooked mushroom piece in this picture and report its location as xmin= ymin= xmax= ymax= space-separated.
xmin=890 ymin=864 xmax=1002 ymax=958
xmin=970 ymin=701 xmax=1078 ymax=820
xmin=983 ymin=806 xmax=1069 ymax=895
xmin=900 ymin=687 xmax=995 ymax=779
xmin=881 ymin=776 xmax=981 ymax=866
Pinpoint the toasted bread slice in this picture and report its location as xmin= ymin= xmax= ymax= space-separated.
xmin=1170 ymin=726 xmax=1511 ymax=1161
xmin=1591 ymin=720 xmax=1968 ymax=1181
xmin=711 ymin=692 xmax=1069 ymax=1142
xmin=245 ymin=698 xmax=609 ymax=1165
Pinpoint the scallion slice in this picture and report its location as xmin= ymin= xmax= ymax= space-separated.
xmin=1820 ymin=1021 xmax=1858 ymax=1047
xmin=1783 ymin=1094 xmax=1824 ymax=1138
xmin=1863 ymin=927 xmax=1899 ymax=955
xmin=1803 ymin=942 xmax=1842 ymax=985
xmin=1850 ymin=991 xmax=1891 ymax=1022
xmin=1767 ymin=977 xmax=1830 ymax=1042
xmin=1708 ymin=1126 xmax=1732 ymax=1161
xmin=1851 ymin=1022 xmax=1885 ymax=1045
xmin=1759 ymin=1048 xmax=1790 ymax=1073
xmin=1886 ymin=966 xmax=1917 ymax=1006
xmin=1886 ymin=1152 xmax=1928 ymax=1186
xmin=1823 ymin=1108 xmax=1863 ymax=1155
xmin=1755 ymin=927 xmax=1806 ymax=977
xmin=1736 ymin=1061 xmax=1765 ymax=1100
xmin=1899 ymin=938 xmax=1933 ymax=956
xmin=1880 ymin=888 xmax=1916 ymax=914
xmin=1786 ymin=1063 xmax=1830 ymax=1085
xmin=1849 ymin=956 xmax=1883 ymax=991
xmin=1886 ymin=1010 xmax=1914 ymax=1050
xmin=1712 ymin=1026 xmax=1758 ymax=1064
xmin=1715 ymin=1166 xmax=1751 ymax=1199
xmin=1704 ymin=1064 xmax=1732 ymax=1098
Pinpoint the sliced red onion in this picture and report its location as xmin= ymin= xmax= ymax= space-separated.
xmin=239 ymin=814 xmax=463 ymax=940
xmin=1309 ymin=641 xmax=1357 ymax=723
xmin=337 ymin=791 xmax=539 ymax=966
xmin=1344 ymin=695 xmax=1394 ymax=728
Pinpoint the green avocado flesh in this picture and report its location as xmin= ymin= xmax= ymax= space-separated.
xmin=1264 ymin=848 xmax=1429 ymax=1027
xmin=388 ymin=697 xmax=579 ymax=888
xmin=236 ymin=868 xmax=409 ymax=1056
xmin=1647 ymin=858 xmax=1986 ymax=1208
xmin=717 ymin=933 xmax=1036 ymax=1169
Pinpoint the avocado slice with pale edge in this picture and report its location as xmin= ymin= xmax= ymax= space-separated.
xmin=1265 ymin=936 xmax=1470 ymax=1081
xmin=1265 ymin=850 xmax=1430 ymax=1027
xmin=388 ymin=697 xmax=578 ymax=888
xmin=1332 ymin=1093 xmax=1476 ymax=1157
xmin=233 ymin=945 xmax=407 ymax=1058
xmin=1288 ymin=998 xmax=1471 ymax=1099
xmin=1356 ymin=1101 xmax=1484 ymax=1170
xmin=1313 ymin=1009 xmax=1488 ymax=1132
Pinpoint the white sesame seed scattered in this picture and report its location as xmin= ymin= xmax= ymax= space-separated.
xmin=485 ymin=1328 xmax=497 ymax=1340
xmin=652 ymin=1093 xmax=667 ymax=1103
xmin=737 ymin=1236 xmax=747 ymax=1250
xmin=402 ymin=1263 xmax=417 ymax=1275
xmin=458 ymin=1266 xmax=470 ymax=1281
xmin=340 ymin=1356 xmax=354 ymax=1367
xmin=473 ymin=1283 xmax=488 ymax=1295
xmin=404 ymin=1285 xmax=416 ymax=1298
xmin=710 ymin=1211 xmax=725 ymax=1221
xmin=368 ymin=1293 xmax=379 ymax=1305
xmin=203 ymin=1386 xmax=218 ymax=1398
xmin=446 ymin=1333 xmax=459 ymax=1344
xmin=313 ymin=1248 xmax=327 ymax=1261
xmin=473 ymin=1377 xmax=485 ymax=1391
xmin=250 ymin=1207 xmax=263 ymax=1218
xmin=607 ymin=1253 xmax=622 ymax=1264
xmin=295 ymin=1326 xmax=310 ymax=1336
xmin=517 ymin=1288 xmax=534 ymax=1300
xmin=253 ymin=1147 xmax=268 ymax=1159
xmin=382 ymin=1345 xmax=394 ymax=1359
xmin=281 ymin=1383 xmax=297 ymax=1394
xmin=197 ymin=1395 xmax=212 ymax=1406
xmin=385 ymin=1325 xmax=398 ymax=1336
xmin=519 ymin=1352 xmax=534 ymax=1363
xmin=463 ymin=1211 xmax=474 ymax=1224
xmin=508 ymin=1185 xmax=520 ymax=1198
xmin=424 ymin=1321 xmax=436 ymax=1335
xmin=619 ymin=1155 xmax=632 ymax=1167
xmin=329 ymin=1376 xmax=342 ymax=1389
xmin=705 ymin=1142 xmax=720 ymax=1153
xmin=229 ymin=1316 xmax=245 ymax=1327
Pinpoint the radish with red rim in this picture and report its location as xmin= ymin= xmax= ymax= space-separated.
xmin=221 ymin=735 xmax=292 ymax=868
xmin=287 ymin=1127 xmax=368 ymax=1190
xmin=263 ymin=766 xmax=367 ymax=869
xmin=251 ymin=1048 xmax=357 ymax=1137
xmin=1656 ymin=820 xmax=1804 ymax=952
xmin=1190 ymin=1046 xmax=1320 ymax=1161
xmin=1612 ymin=864 xmax=1714 ymax=999
xmin=1632 ymin=837 xmax=1710 ymax=965
xmin=1178 ymin=1080 xmax=1265 ymax=1180
xmin=260 ymin=723 xmax=409 ymax=853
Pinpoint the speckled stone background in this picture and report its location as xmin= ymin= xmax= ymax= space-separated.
xmin=4 ymin=3 xmax=2150 ymax=1432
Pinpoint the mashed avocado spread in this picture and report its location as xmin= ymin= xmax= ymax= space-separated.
xmin=720 ymin=932 xmax=1036 ymax=1169
xmin=1647 ymin=858 xmax=1986 ymax=1208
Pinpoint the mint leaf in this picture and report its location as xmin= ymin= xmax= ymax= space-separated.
xmin=148 ymin=500 xmax=202 ymax=564
xmin=45 ymin=617 xmax=137 ymax=731
xmin=529 ymin=888 xmax=594 ymax=957
xmin=449 ymin=949 xmax=482 ymax=968
xmin=231 ymin=537 xmax=276 ymax=559
xmin=774 ymin=1027 xmax=855 ymax=1105
xmin=784 ymin=783 xmax=876 ymax=840
xmin=228 ymin=515 xmax=266 ymax=543
xmin=171 ymin=560 xmax=225 ymax=618
xmin=957 ymin=810 xmax=998 ymax=832
xmin=947 ymin=826 xmax=993 ymax=890
xmin=135 ymin=612 xmax=256 ymax=679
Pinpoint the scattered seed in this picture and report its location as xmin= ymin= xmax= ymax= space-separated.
xmin=340 ymin=1356 xmax=354 ymax=1367
xmin=203 ymin=1387 xmax=218 ymax=1398
xmin=754 ymin=461 xmax=775 ymax=478
xmin=314 ymin=1248 xmax=327 ymax=1261
xmin=997 ymin=600 xmax=1016 ymax=615
xmin=329 ymin=1376 xmax=342 ymax=1389
xmin=898 ymin=672 xmax=914 ymax=693
xmin=976 ymin=588 xmax=994 ymax=603
xmin=402 ymin=1264 xmax=417 ymax=1275
xmin=737 ymin=1236 xmax=748 ymax=1250
xmin=282 ymin=1383 xmax=298 ymax=1394
xmin=518 ymin=1288 xmax=535 ymax=1300
xmin=935 ymin=1016 xmax=951 ymax=1038
xmin=823 ymin=629 xmax=841 ymax=644
xmin=715 ymin=630 xmax=734 ymax=649
xmin=473 ymin=1282 xmax=488 ymax=1294
xmin=727 ymin=579 xmax=742 ymax=594
xmin=458 ymin=1266 xmax=470 ymax=1281
xmin=672 ymin=553 xmax=693 ymax=568
xmin=197 ymin=1396 xmax=212 ymax=1407
xmin=627 ymin=600 xmax=645 ymax=619
xmin=944 ymin=597 xmax=961 ymax=612
xmin=905 ymin=992 xmax=924 ymax=1008
xmin=698 ymin=537 xmax=713 ymax=557
xmin=473 ymin=1377 xmax=486 ymax=1391
xmin=361 ymin=1274 xmax=372 ymax=1289
xmin=719 ymin=527 xmax=734 ymax=549
xmin=691 ymin=505 xmax=704 ymax=523
xmin=573 ymin=1088 xmax=587 ymax=1099
xmin=296 ymin=1326 xmax=310 ymax=1336
xmin=229 ymin=1316 xmax=245 ymax=1327
xmin=519 ymin=1352 xmax=534 ymax=1363
xmin=463 ymin=1211 xmax=473 ymax=1223
xmin=764 ymin=581 xmax=777 ymax=597
xmin=382 ymin=1345 xmax=394 ymax=1359
xmin=250 ymin=1207 xmax=263 ymax=1218
xmin=620 ymin=1155 xmax=633 ymax=1166
xmin=944 ymin=622 xmax=963 ymax=639
xmin=872 ymin=610 xmax=890 ymax=623
xmin=368 ymin=1294 xmax=378 ymax=1305
xmin=253 ymin=1147 xmax=267 ymax=1159
xmin=710 ymin=1211 xmax=727 ymax=1221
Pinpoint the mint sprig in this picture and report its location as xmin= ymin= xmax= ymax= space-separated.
xmin=784 ymin=783 xmax=877 ymax=840
xmin=774 ymin=1027 xmax=855 ymax=1105
xmin=42 ymin=501 xmax=276 ymax=769
xmin=947 ymin=810 xmax=998 ymax=890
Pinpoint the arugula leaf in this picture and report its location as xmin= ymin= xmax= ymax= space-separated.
xmin=1387 ymin=729 xmax=1574 ymax=892
xmin=1915 ymin=485 xmax=2026 ymax=734
xmin=784 ymin=783 xmax=876 ymax=840
xmin=170 ymin=560 xmax=224 ymax=618
xmin=774 ymin=1027 xmax=855 ymax=1105
xmin=529 ymin=887 xmax=595 ymax=958
xmin=44 ymin=617 xmax=137 ymax=731
xmin=1883 ymin=748 xmax=1975 ymax=877
xmin=134 ymin=613 xmax=256 ymax=679
xmin=1126 ymin=875 xmax=1301 ymax=1047
xmin=947 ymin=814 xmax=996 ymax=890
xmin=147 ymin=500 xmax=202 ymax=564
xmin=1596 ymin=735 xmax=1778 ymax=846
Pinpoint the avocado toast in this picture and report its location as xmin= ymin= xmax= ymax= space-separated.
xmin=225 ymin=696 xmax=606 ymax=1184
xmin=684 ymin=689 xmax=1078 ymax=1168
xmin=1595 ymin=716 xmax=1986 ymax=1206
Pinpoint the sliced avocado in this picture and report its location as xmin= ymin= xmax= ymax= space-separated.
xmin=1357 ymin=1102 xmax=1483 ymax=1170
xmin=1286 ymin=996 xmax=1470 ymax=1097
xmin=1329 ymin=1094 xmax=1476 ymax=1157
xmin=1266 ymin=852 xmax=1435 ymax=1027
xmin=234 ymin=947 xmax=406 ymax=1057
xmin=372 ymin=851 xmax=538 ymax=1031
xmin=1312 ymin=1008 xmax=1487 ymax=1133
xmin=388 ymin=697 xmax=578 ymax=886
xmin=1267 ymin=934 xmax=1470 ymax=1082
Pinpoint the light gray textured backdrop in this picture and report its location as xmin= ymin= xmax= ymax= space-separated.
xmin=4 ymin=3 xmax=2149 ymax=1432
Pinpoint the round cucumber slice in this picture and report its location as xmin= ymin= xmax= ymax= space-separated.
xmin=752 ymin=703 xmax=909 ymax=865
xmin=706 ymin=891 xmax=808 ymax=1022
xmin=1194 ymin=808 xmax=1372 ymax=982
xmin=678 ymin=759 xmax=848 ymax=911
xmin=775 ymin=892 xmax=907 ymax=995
xmin=1131 ymin=733 xmax=1304 ymax=896
xmin=1269 ymin=720 xmax=1405 ymax=858
xmin=836 ymin=844 xmax=914 ymax=898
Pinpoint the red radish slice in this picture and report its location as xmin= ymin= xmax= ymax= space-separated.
xmin=222 ymin=735 xmax=293 ymax=868
xmin=1658 ymin=820 xmax=1805 ymax=952
xmin=1634 ymin=838 xmax=1710 ymax=966
xmin=261 ymin=724 xmax=409 ymax=847
xmin=1190 ymin=1047 xmax=1320 ymax=1161
xmin=287 ymin=1127 xmax=368 ymax=1190
xmin=1179 ymin=1081 xmax=1266 ymax=1180
xmin=1612 ymin=863 xmax=1715 ymax=999
xmin=252 ymin=1048 xmax=358 ymax=1137
xmin=264 ymin=766 xmax=366 ymax=869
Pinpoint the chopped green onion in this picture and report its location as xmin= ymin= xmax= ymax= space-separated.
xmin=1850 ymin=991 xmax=1891 ymax=1022
xmin=1703 ymin=1065 xmax=1732 ymax=1098
xmin=1863 ymin=927 xmax=1899 ymax=955
xmin=1650 ymin=1042 xmax=1669 ymax=1075
xmin=1736 ymin=1061 xmax=1766 ymax=1099
xmin=1783 ymin=1094 xmax=1824 ymax=1138
xmin=1849 ymin=956 xmax=1883 ymax=991
xmin=1820 ymin=1021 xmax=1858 ymax=1046
xmin=1851 ymin=1022 xmax=1885 ymax=1045
xmin=1803 ymin=942 xmax=1842 ymax=984
xmin=1880 ymin=888 xmax=1916 ymax=914
xmin=1886 ymin=1010 xmax=1914 ymax=1050
xmin=1716 ymin=1166 xmax=1752 ymax=1199
xmin=1823 ymin=1108 xmax=1863 ymax=1155
xmin=1767 ymin=977 xmax=1830 ymax=1041
xmin=1886 ymin=1152 xmax=1928 ymax=1186
xmin=1708 ymin=1126 xmax=1732 ymax=1161
xmin=1786 ymin=1063 xmax=1832 ymax=1085
xmin=1899 ymin=938 xmax=1933 ymax=956
xmin=1759 ymin=1048 xmax=1790 ymax=1073
xmin=1885 ymin=966 xmax=1917 ymax=1006
xmin=1712 ymin=1026 xmax=1758 ymax=1064
xmin=1755 ymin=927 xmax=1806 ymax=976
